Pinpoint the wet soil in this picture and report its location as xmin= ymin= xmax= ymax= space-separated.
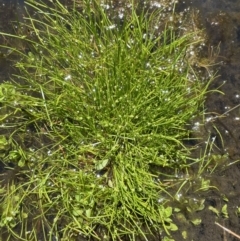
xmin=1 ymin=0 xmax=240 ymax=241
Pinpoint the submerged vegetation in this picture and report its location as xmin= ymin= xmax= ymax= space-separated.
xmin=0 ymin=0 xmax=220 ymax=240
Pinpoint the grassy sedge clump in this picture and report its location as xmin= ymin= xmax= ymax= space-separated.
xmin=0 ymin=0 xmax=212 ymax=240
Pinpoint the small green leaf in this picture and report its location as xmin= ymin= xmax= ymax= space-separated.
xmin=95 ymin=159 xmax=109 ymax=171
xmin=86 ymin=209 xmax=91 ymax=218
xmin=196 ymin=199 xmax=205 ymax=211
xmin=108 ymin=179 xmax=113 ymax=188
xmin=162 ymin=236 xmax=175 ymax=241
xmin=0 ymin=135 xmax=10 ymax=151
xmin=75 ymin=194 xmax=81 ymax=202
xmin=14 ymin=195 xmax=20 ymax=202
xmin=164 ymin=207 xmax=173 ymax=218
xmin=8 ymin=150 xmax=21 ymax=161
xmin=191 ymin=218 xmax=201 ymax=226
xmin=222 ymin=195 xmax=229 ymax=202
xmin=187 ymin=198 xmax=205 ymax=212
xmin=22 ymin=212 xmax=28 ymax=219
xmin=174 ymin=207 xmax=181 ymax=212
xmin=182 ymin=231 xmax=187 ymax=239
xmin=221 ymin=204 xmax=228 ymax=218
xmin=208 ymin=206 xmax=219 ymax=216
xmin=168 ymin=223 xmax=178 ymax=231
xmin=200 ymin=179 xmax=210 ymax=191
xmin=176 ymin=213 xmax=188 ymax=224
xmin=236 ymin=207 xmax=240 ymax=217
xmin=9 ymin=219 xmax=17 ymax=228
xmin=18 ymin=158 xmax=25 ymax=167
xmin=72 ymin=209 xmax=83 ymax=217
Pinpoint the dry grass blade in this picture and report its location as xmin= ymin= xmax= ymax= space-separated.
xmin=215 ymin=222 xmax=240 ymax=240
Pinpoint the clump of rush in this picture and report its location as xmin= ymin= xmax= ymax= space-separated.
xmin=0 ymin=0 xmax=215 ymax=240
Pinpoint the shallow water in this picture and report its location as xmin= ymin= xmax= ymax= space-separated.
xmin=175 ymin=1 xmax=240 ymax=241
xmin=1 ymin=0 xmax=240 ymax=241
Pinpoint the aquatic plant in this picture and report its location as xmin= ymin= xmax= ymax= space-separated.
xmin=0 ymin=0 xmax=215 ymax=240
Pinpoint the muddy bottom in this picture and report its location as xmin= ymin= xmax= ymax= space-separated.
xmin=174 ymin=0 xmax=240 ymax=240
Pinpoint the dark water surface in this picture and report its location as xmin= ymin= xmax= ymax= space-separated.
xmin=176 ymin=1 xmax=240 ymax=241
xmin=1 ymin=0 xmax=240 ymax=241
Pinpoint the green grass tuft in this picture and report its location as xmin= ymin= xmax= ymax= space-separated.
xmin=0 ymin=1 xmax=214 ymax=240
